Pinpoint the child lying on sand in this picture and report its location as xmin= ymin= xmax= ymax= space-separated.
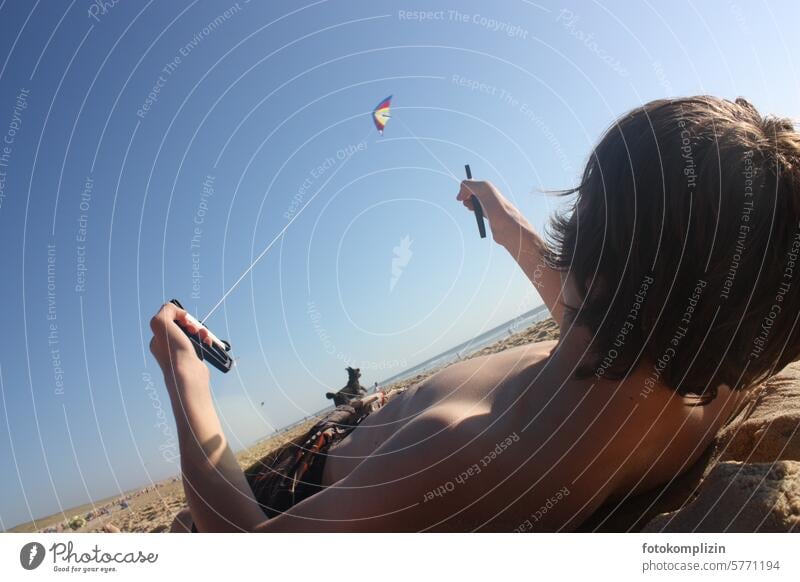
xmin=150 ymin=96 xmax=800 ymax=531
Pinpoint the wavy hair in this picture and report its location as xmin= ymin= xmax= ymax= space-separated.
xmin=546 ymin=96 xmax=800 ymax=404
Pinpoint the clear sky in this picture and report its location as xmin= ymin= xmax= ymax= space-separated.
xmin=1 ymin=0 xmax=798 ymax=530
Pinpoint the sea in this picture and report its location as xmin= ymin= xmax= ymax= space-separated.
xmin=272 ymin=304 xmax=551 ymax=435
xmin=376 ymin=303 xmax=551 ymax=387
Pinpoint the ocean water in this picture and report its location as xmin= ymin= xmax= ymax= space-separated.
xmin=272 ymin=304 xmax=551 ymax=435
xmin=376 ymin=304 xmax=551 ymax=387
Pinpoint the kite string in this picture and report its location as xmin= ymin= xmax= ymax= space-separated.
xmin=394 ymin=116 xmax=460 ymax=182
xmin=203 ymin=109 xmax=457 ymax=325
xmin=202 ymin=128 xmax=374 ymax=324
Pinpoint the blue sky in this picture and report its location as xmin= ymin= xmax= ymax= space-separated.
xmin=1 ymin=0 xmax=798 ymax=529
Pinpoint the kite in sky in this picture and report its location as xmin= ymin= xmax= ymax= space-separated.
xmin=372 ymin=95 xmax=392 ymax=135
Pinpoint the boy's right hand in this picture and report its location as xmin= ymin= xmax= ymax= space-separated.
xmin=456 ymin=180 xmax=533 ymax=249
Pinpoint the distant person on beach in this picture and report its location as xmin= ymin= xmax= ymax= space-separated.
xmin=151 ymin=96 xmax=800 ymax=531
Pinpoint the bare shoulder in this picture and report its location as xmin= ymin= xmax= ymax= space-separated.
xmin=417 ymin=340 xmax=559 ymax=399
xmin=282 ymin=339 xmax=686 ymax=531
xmin=283 ymin=340 xmax=746 ymax=531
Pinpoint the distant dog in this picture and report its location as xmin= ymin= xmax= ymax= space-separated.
xmin=326 ymin=367 xmax=367 ymax=406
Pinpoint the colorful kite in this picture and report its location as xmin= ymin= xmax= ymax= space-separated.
xmin=372 ymin=95 xmax=392 ymax=135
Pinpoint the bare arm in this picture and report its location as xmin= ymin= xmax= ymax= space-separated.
xmin=150 ymin=303 xmax=629 ymax=531
xmin=150 ymin=303 xmax=266 ymax=532
xmin=149 ymin=303 xmax=467 ymax=532
xmin=456 ymin=180 xmax=565 ymax=326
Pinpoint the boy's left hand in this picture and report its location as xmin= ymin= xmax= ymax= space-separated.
xmin=149 ymin=302 xmax=210 ymax=388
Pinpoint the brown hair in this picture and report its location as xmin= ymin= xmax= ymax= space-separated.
xmin=547 ymin=96 xmax=800 ymax=403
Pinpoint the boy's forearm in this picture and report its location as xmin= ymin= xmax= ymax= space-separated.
xmin=167 ymin=375 xmax=266 ymax=532
xmin=501 ymin=223 xmax=565 ymax=325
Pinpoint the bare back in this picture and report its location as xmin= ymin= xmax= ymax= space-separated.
xmin=320 ymin=337 xmax=747 ymax=531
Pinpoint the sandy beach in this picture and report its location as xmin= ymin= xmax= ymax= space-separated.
xmin=10 ymin=318 xmax=560 ymax=533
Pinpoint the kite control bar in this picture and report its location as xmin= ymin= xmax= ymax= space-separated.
xmin=169 ymin=299 xmax=233 ymax=373
xmin=464 ymin=164 xmax=487 ymax=238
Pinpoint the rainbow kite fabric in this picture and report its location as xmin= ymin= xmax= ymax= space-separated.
xmin=372 ymin=95 xmax=392 ymax=135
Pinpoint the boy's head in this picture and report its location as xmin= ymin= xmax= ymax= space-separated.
xmin=548 ymin=96 xmax=800 ymax=403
